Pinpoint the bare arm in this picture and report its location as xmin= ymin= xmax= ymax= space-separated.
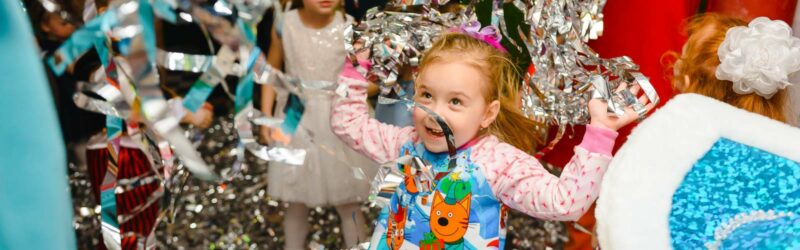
xmin=260 ymin=22 xmax=283 ymax=117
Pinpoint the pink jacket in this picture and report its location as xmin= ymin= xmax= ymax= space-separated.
xmin=332 ymin=65 xmax=618 ymax=221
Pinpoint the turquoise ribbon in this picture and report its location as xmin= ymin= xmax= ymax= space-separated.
xmin=183 ymin=47 xmax=235 ymax=112
xmin=153 ymin=0 xmax=177 ymax=24
xmin=183 ymin=79 xmax=216 ymax=112
xmin=93 ymin=38 xmax=111 ymax=68
xmin=138 ymin=0 xmax=158 ymax=64
xmin=100 ymin=189 xmax=120 ymax=227
xmin=234 ymin=46 xmax=261 ymax=113
xmin=47 ymin=11 xmax=117 ymax=75
xmin=107 ymin=116 xmax=124 ymax=139
xmin=238 ymin=18 xmax=256 ymax=42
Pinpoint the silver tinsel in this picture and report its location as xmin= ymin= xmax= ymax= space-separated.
xmin=517 ymin=0 xmax=659 ymax=129
xmin=344 ymin=3 xmax=471 ymax=96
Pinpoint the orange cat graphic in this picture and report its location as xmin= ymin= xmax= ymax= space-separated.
xmin=386 ymin=203 xmax=408 ymax=249
xmin=402 ymin=150 xmax=419 ymax=194
xmin=429 ymin=191 xmax=471 ymax=243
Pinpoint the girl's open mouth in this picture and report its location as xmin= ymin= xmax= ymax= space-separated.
xmin=426 ymin=126 xmax=444 ymax=138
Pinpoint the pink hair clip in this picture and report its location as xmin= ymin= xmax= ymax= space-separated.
xmin=450 ymin=21 xmax=508 ymax=53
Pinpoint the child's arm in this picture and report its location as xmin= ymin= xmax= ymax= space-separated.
xmin=366 ymin=81 xmax=380 ymax=97
xmin=331 ymin=61 xmax=417 ymax=164
xmin=259 ymin=22 xmax=283 ymax=143
xmin=482 ymin=125 xmax=618 ymax=221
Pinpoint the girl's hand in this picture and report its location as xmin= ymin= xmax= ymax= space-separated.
xmin=588 ymin=83 xmax=656 ymax=131
xmin=182 ymin=103 xmax=214 ymax=129
xmin=259 ymin=125 xmax=273 ymax=145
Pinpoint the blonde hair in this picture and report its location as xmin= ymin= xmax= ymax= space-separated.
xmin=419 ymin=33 xmax=544 ymax=153
xmin=668 ymin=13 xmax=787 ymax=122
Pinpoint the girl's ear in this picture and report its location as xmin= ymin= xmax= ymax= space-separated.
xmin=481 ymin=100 xmax=501 ymax=129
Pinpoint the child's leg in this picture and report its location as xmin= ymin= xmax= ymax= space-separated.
xmin=283 ymin=202 xmax=310 ymax=249
xmin=335 ymin=203 xmax=367 ymax=248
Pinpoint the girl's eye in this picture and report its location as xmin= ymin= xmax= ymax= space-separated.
xmin=421 ymin=92 xmax=433 ymax=99
xmin=449 ymin=98 xmax=462 ymax=106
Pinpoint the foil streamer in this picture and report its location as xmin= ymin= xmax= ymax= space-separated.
xmin=184 ymin=0 xmax=374 ymax=194
xmin=230 ymin=0 xmax=274 ymax=25
xmin=94 ymin=0 xmax=347 ymax=180
xmin=368 ymin=155 xmax=436 ymax=208
xmin=182 ymin=45 xmax=237 ymax=112
xmin=236 ymin=103 xmax=308 ymax=166
xmin=118 ymin=0 xmax=219 ymax=182
xmin=516 ymin=0 xmax=659 ymax=129
xmin=345 ymin=0 xmax=658 ymax=139
xmin=56 ymin=5 xmax=221 ymax=245
xmin=72 ymin=68 xmax=133 ymax=118
xmin=250 ymin=54 xmax=343 ymax=99
xmin=74 ymin=91 xmax=129 ymax=118
xmin=156 ymin=49 xmax=214 ymax=73
xmin=344 ymin=5 xmax=468 ymax=94
xmin=160 ymin=2 xmax=352 ymax=176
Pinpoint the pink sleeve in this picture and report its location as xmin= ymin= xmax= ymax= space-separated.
xmin=479 ymin=131 xmax=616 ymax=221
xmin=331 ymin=64 xmax=417 ymax=164
xmin=577 ymin=124 xmax=618 ymax=156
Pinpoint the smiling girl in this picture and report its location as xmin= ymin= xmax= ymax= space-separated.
xmin=333 ymin=31 xmax=654 ymax=249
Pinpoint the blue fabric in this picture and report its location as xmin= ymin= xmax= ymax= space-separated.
xmin=720 ymin=215 xmax=800 ymax=249
xmin=669 ymin=138 xmax=800 ymax=249
xmin=370 ymin=141 xmax=505 ymax=249
xmin=0 ymin=1 xmax=76 ymax=248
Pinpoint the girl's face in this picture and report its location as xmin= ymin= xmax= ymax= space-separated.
xmin=413 ymin=61 xmax=500 ymax=153
xmin=41 ymin=14 xmax=75 ymax=41
xmin=302 ymin=0 xmax=340 ymax=16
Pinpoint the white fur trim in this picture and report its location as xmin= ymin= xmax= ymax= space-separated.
xmin=596 ymin=93 xmax=800 ymax=250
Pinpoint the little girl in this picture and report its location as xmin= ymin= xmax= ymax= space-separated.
xmin=333 ymin=32 xmax=653 ymax=248
xmin=259 ymin=0 xmax=375 ymax=248
xmin=594 ymin=14 xmax=800 ymax=249
xmin=671 ymin=13 xmax=797 ymax=123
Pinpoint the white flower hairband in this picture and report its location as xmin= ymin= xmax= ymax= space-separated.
xmin=716 ymin=17 xmax=800 ymax=99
